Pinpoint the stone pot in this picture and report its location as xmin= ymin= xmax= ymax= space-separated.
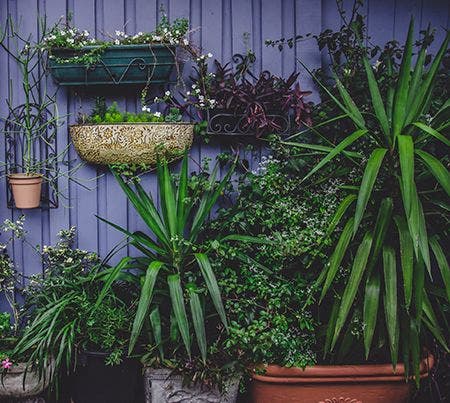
xmin=69 ymin=122 xmax=194 ymax=165
xmin=250 ymin=355 xmax=434 ymax=403
xmin=8 ymin=173 xmax=43 ymax=209
xmin=144 ymin=368 xmax=240 ymax=403
xmin=0 ymin=362 xmax=51 ymax=398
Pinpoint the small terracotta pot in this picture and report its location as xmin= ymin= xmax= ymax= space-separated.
xmin=8 ymin=173 xmax=43 ymax=209
xmin=251 ymin=355 xmax=434 ymax=403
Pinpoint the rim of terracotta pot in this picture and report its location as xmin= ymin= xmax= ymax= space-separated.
xmin=7 ymin=173 xmax=43 ymax=180
xmin=69 ymin=122 xmax=195 ymax=128
xmin=252 ymin=355 xmax=434 ymax=384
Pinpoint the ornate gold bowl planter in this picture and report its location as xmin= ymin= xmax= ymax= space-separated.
xmin=69 ymin=122 xmax=194 ymax=165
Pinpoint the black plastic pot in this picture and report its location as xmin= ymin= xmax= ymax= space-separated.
xmin=69 ymin=351 xmax=141 ymax=403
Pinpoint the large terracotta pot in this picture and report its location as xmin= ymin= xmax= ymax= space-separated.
xmin=69 ymin=122 xmax=194 ymax=165
xmin=251 ymin=356 xmax=434 ymax=403
xmin=8 ymin=173 xmax=43 ymax=209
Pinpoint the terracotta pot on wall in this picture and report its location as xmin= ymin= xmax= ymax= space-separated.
xmin=8 ymin=173 xmax=43 ymax=209
xmin=251 ymin=355 xmax=434 ymax=403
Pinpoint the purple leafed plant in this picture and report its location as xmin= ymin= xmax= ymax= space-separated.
xmin=157 ymin=52 xmax=313 ymax=137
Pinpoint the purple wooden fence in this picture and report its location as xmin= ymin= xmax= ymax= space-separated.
xmin=0 ymin=0 xmax=448 ymax=284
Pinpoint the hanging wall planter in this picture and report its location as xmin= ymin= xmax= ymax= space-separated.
xmin=48 ymin=44 xmax=176 ymax=86
xmin=69 ymin=122 xmax=194 ymax=165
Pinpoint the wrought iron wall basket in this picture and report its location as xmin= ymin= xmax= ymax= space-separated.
xmin=69 ymin=122 xmax=194 ymax=165
xmin=206 ymin=110 xmax=293 ymax=137
xmin=48 ymin=44 xmax=176 ymax=86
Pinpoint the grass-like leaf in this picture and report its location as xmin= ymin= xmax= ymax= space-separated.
xmin=150 ymin=307 xmax=164 ymax=359
xmin=392 ymin=18 xmax=414 ymax=138
xmin=429 ymin=236 xmax=450 ymax=301
xmin=189 ymin=289 xmax=207 ymax=362
xmin=415 ymin=149 xmax=450 ymax=196
xmin=353 ymin=148 xmax=387 ymax=235
xmin=168 ymin=274 xmax=191 ymax=358
xmin=394 ymin=216 xmax=414 ymax=309
xmin=332 ymin=232 xmax=373 ymax=349
xmin=320 ymin=218 xmax=354 ymax=301
xmin=303 ymin=129 xmax=367 ymax=182
xmin=363 ymin=271 xmax=380 ymax=358
xmin=383 ymin=246 xmax=399 ymax=367
xmin=129 ymin=261 xmax=163 ymax=355
xmin=195 ymin=253 xmax=228 ymax=329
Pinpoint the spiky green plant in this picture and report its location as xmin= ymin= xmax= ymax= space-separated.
xmin=99 ymin=154 xmax=264 ymax=362
xmin=290 ymin=19 xmax=449 ymax=381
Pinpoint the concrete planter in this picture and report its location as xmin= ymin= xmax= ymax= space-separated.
xmin=0 ymin=362 xmax=51 ymax=399
xmin=144 ymin=368 xmax=239 ymax=403
xmin=69 ymin=122 xmax=194 ymax=165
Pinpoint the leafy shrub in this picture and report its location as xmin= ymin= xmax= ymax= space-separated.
xmin=205 ymin=156 xmax=343 ymax=367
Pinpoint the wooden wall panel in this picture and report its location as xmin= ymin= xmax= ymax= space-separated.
xmin=0 ymin=0 xmax=448 ymax=279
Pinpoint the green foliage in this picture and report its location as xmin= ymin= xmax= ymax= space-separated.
xmin=205 ymin=157 xmax=343 ymax=368
xmin=13 ymin=228 xmax=136 ymax=387
xmin=81 ymin=100 xmax=166 ymax=124
xmin=99 ymin=153 xmax=258 ymax=365
xmin=43 ymin=13 xmax=189 ymax=65
xmin=290 ymin=18 xmax=449 ymax=380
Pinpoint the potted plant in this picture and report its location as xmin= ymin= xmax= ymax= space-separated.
xmin=13 ymin=227 xmax=141 ymax=403
xmin=206 ymin=155 xmax=347 ymax=402
xmin=272 ymin=15 xmax=449 ymax=403
xmin=70 ymin=99 xmax=194 ymax=166
xmin=0 ymin=217 xmax=53 ymax=399
xmin=98 ymin=153 xmax=264 ymax=402
xmin=44 ymin=14 xmax=188 ymax=86
xmin=156 ymin=51 xmax=312 ymax=138
xmin=0 ymin=17 xmax=79 ymax=209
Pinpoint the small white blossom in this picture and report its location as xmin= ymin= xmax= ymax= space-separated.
xmin=154 ymin=111 xmax=162 ymax=118
xmin=207 ymin=52 xmax=213 ymax=58
xmin=165 ymin=90 xmax=171 ymax=96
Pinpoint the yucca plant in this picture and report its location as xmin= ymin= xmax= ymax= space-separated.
xmin=99 ymin=154 xmax=261 ymax=362
xmin=289 ymin=19 xmax=449 ymax=380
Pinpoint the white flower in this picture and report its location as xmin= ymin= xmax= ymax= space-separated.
xmin=154 ymin=111 xmax=162 ymax=118
xmin=165 ymin=90 xmax=171 ymax=96
xmin=114 ymin=39 xmax=120 ymax=45
xmin=186 ymin=91 xmax=190 ymax=96
xmin=153 ymin=35 xmax=161 ymax=41
xmin=207 ymin=52 xmax=213 ymax=58
xmin=183 ymin=38 xmax=189 ymax=46
xmin=142 ymin=106 xmax=150 ymax=112
xmin=154 ymin=97 xmax=159 ymax=103
xmin=115 ymin=30 xmax=122 ymax=36
xmin=138 ymin=32 xmax=143 ymax=36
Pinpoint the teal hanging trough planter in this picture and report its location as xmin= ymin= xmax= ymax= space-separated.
xmin=48 ymin=44 xmax=176 ymax=86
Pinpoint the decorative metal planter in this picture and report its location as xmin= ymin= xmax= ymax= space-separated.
xmin=48 ymin=44 xmax=176 ymax=86
xmin=206 ymin=110 xmax=293 ymax=137
xmin=69 ymin=122 xmax=194 ymax=165
xmin=144 ymin=368 xmax=240 ymax=403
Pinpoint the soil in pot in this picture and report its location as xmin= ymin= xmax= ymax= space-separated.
xmin=251 ymin=356 xmax=434 ymax=403
xmin=8 ymin=173 xmax=43 ymax=209
xmin=68 ymin=351 xmax=141 ymax=403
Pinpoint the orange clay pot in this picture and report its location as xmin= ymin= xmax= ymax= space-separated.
xmin=251 ymin=355 xmax=434 ymax=403
xmin=8 ymin=173 xmax=43 ymax=209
